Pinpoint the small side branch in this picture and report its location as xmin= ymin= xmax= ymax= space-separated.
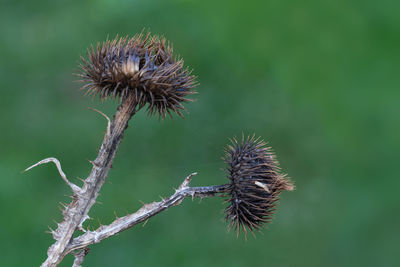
xmin=65 ymin=173 xmax=228 ymax=253
xmin=88 ymin=107 xmax=111 ymax=137
xmin=24 ymin=157 xmax=81 ymax=194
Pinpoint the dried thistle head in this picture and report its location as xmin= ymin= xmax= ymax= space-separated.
xmin=79 ymin=32 xmax=197 ymax=119
xmin=224 ymin=135 xmax=294 ymax=236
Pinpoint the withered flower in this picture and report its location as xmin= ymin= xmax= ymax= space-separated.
xmin=224 ymin=135 xmax=294 ymax=236
xmin=79 ymin=32 xmax=197 ymax=118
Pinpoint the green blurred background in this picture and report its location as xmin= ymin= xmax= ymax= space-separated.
xmin=1 ymin=0 xmax=399 ymax=266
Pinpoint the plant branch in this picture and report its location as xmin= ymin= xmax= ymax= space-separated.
xmin=72 ymin=248 xmax=89 ymax=267
xmin=40 ymin=94 xmax=138 ymax=267
xmin=65 ymin=173 xmax=229 ymax=253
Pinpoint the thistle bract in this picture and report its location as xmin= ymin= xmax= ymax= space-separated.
xmin=224 ymin=135 xmax=294 ymax=236
xmin=79 ymin=33 xmax=197 ymax=118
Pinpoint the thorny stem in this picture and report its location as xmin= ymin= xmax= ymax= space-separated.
xmin=72 ymin=248 xmax=89 ymax=267
xmin=41 ymin=94 xmax=137 ymax=267
xmin=65 ymin=178 xmax=229 ymax=253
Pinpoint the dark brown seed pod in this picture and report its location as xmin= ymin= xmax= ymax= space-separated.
xmin=79 ymin=32 xmax=197 ymax=119
xmin=224 ymin=135 xmax=294 ymax=237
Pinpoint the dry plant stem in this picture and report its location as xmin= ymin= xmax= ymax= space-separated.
xmin=72 ymin=248 xmax=89 ymax=267
xmin=66 ymin=175 xmax=229 ymax=252
xmin=42 ymin=94 xmax=137 ymax=267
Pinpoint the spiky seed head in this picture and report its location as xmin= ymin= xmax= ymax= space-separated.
xmin=79 ymin=32 xmax=197 ymax=119
xmin=224 ymin=135 xmax=294 ymax=236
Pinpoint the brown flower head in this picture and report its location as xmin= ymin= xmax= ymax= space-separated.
xmin=79 ymin=32 xmax=197 ymax=118
xmin=224 ymin=135 xmax=294 ymax=236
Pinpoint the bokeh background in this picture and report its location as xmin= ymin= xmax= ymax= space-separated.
xmin=1 ymin=0 xmax=399 ymax=266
